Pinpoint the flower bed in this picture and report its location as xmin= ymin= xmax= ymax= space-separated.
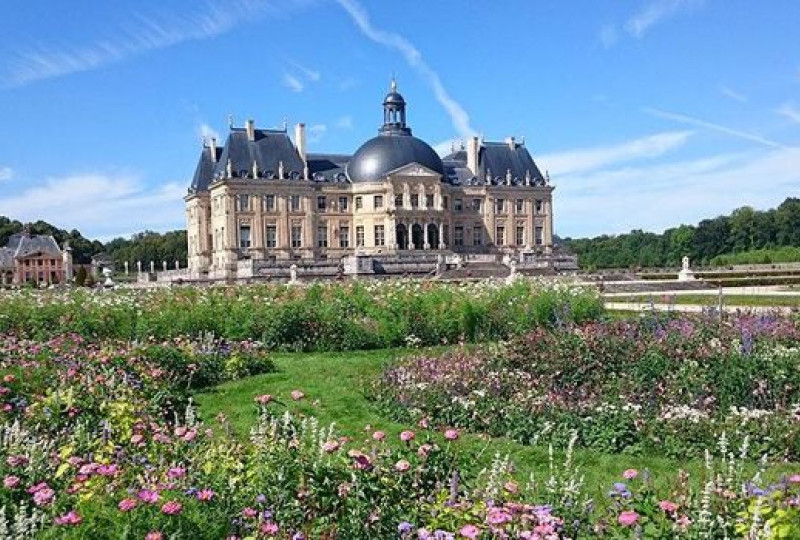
xmin=2 ymin=334 xmax=800 ymax=538
xmin=0 ymin=280 xmax=603 ymax=351
xmin=373 ymin=313 xmax=800 ymax=459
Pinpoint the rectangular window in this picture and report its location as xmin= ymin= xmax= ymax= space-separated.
xmin=239 ymin=224 xmax=251 ymax=249
xmin=394 ymin=194 xmax=403 ymax=208
xmin=317 ymin=224 xmax=328 ymax=248
xmin=355 ymin=196 xmax=363 ymax=210
xmin=454 ymin=226 xmax=464 ymax=246
xmin=535 ymin=199 xmax=544 ymax=213
xmin=290 ymin=195 xmax=301 ymax=212
xmin=238 ymin=194 xmax=250 ymax=211
xmin=374 ymin=195 xmax=384 ymax=209
xmin=374 ymin=225 xmax=385 ymax=246
xmin=473 ymin=226 xmax=483 ymax=246
xmin=356 ymin=226 xmax=365 ymax=247
xmin=495 ymin=225 xmax=505 ymax=246
xmin=515 ymin=199 xmax=524 ymax=213
xmin=442 ymin=196 xmax=449 ymax=210
xmin=516 ymin=226 xmax=525 ymax=246
xmin=291 ymin=224 xmax=302 ymax=248
xmin=339 ymin=226 xmax=350 ymax=248
xmin=495 ymin=198 xmax=505 ymax=214
xmin=264 ymin=195 xmax=276 ymax=211
xmin=266 ymin=225 xmax=277 ymax=248
xmin=425 ymin=194 xmax=434 ymax=208
xmin=410 ymin=194 xmax=419 ymax=208
xmin=535 ymin=226 xmax=544 ymax=246
xmin=471 ymin=198 xmax=482 ymax=212
xmin=454 ymin=198 xmax=463 ymax=211
xmin=317 ymin=196 xmax=327 ymax=211
xmin=443 ymin=224 xmax=449 ymax=245
xmin=339 ymin=196 xmax=349 ymax=211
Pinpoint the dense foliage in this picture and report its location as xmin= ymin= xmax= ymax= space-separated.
xmin=710 ymin=246 xmax=800 ymax=266
xmin=374 ymin=313 xmax=800 ymax=460
xmin=0 ymin=281 xmax=603 ymax=350
xmin=564 ymin=197 xmax=800 ymax=269
xmin=2 ymin=333 xmax=799 ymax=538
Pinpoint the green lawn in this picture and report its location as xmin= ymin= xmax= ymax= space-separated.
xmin=195 ymin=347 xmax=779 ymax=500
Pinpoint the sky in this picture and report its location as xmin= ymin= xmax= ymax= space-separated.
xmin=0 ymin=0 xmax=799 ymax=240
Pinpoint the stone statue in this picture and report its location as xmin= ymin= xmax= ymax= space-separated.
xmin=678 ymin=255 xmax=696 ymax=282
xmin=162 ymin=261 xmax=168 ymax=272
xmin=289 ymin=264 xmax=298 ymax=284
xmin=226 ymin=158 xmax=233 ymax=178
xmin=102 ymin=267 xmax=115 ymax=288
xmin=124 ymin=261 xmax=129 ymax=275
xmin=137 ymin=261 xmax=142 ymax=273
xmin=150 ymin=261 xmax=155 ymax=273
xmin=682 ymin=256 xmax=690 ymax=271
xmin=278 ymin=160 xmax=285 ymax=180
xmin=506 ymin=169 xmax=512 ymax=185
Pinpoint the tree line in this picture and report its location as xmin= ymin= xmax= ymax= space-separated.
xmin=562 ymin=197 xmax=800 ymax=269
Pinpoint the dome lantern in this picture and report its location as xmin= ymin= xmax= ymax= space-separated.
xmin=381 ymin=77 xmax=410 ymax=135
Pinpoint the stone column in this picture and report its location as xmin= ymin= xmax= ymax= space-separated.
xmin=526 ymin=198 xmax=533 ymax=250
xmin=137 ymin=260 xmax=142 ymax=274
xmin=124 ymin=261 xmax=129 ymax=275
xmin=162 ymin=261 xmax=168 ymax=272
xmin=438 ymin=221 xmax=446 ymax=249
xmin=544 ymin=198 xmax=553 ymax=254
xmin=150 ymin=261 xmax=155 ymax=273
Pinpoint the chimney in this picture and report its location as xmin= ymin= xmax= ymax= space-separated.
xmin=295 ymin=123 xmax=307 ymax=163
xmin=246 ymin=119 xmax=255 ymax=142
xmin=506 ymin=136 xmax=516 ymax=150
xmin=209 ymin=138 xmax=217 ymax=162
xmin=467 ymin=135 xmax=480 ymax=176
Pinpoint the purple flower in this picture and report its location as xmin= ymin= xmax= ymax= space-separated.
xmin=398 ymin=521 xmax=414 ymax=535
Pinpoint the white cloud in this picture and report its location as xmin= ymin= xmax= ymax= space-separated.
xmin=599 ymin=25 xmax=618 ymax=49
xmin=4 ymin=0 xmax=313 ymax=87
xmin=0 ymin=173 xmax=185 ymax=238
xmin=282 ymin=73 xmax=304 ymax=92
xmin=307 ymin=123 xmax=327 ymax=143
xmin=555 ymin=146 xmax=800 ymax=237
xmin=720 ymin=86 xmax=747 ymax=103
xmin=625 ymin=0 xmax=703 ymax=38
xmin=0 ymin=167 xmax=13 ymax=182
xmin=336 ymin=0 xmax=475 ymax=137
xmin=335 ymin=115 xmax=353 ymax=129
xmin=643 ymin=107 xmax=788 ymax=149
xmin=433 ymin=138 xmax=464 ymax=157
xmin=197 ymin=123 xmax=220 ymax=143
xmin=537 ymin=131 xmax=691 ymax=176
xmin=288 ymin=59 xmax=320 ymax=82
xmin=777 ymin=102 xmax=800 ymax=124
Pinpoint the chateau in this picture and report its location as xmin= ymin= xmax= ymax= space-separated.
xmin=185 ymin=81 xmax=563 ymax=281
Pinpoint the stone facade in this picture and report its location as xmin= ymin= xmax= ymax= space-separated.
xmin=186 ymin=82 xmax=556 ymax=281
xmin=0 ymin=230 xmax=67 ymax=286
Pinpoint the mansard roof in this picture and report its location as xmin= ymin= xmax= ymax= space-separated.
xmin=0 ymin=247 xmax=13 ymax=269
xmin=442 ymin=141 xmax=547 ymax=187
xmin=5 ymin=233 xmax=62 ymax=259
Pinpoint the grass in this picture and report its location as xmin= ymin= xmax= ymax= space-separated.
xmin=609 ymin=294 xmax=800 ymax=307
xmin=195 ymin=347 xmax=787 ymax=501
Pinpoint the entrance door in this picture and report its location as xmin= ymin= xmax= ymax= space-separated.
xmin=411 ymin=224 xmax=424 ymax=249
xmin=396 ymin=224 xmax=408 ymax=250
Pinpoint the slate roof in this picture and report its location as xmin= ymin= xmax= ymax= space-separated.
xmin=0 ymin=247 xmax=13 ymax=269
xmin=5 ymin=234 xmax=62 ymax=259
xmin=442 ymin=142 xmax=547 ymax=186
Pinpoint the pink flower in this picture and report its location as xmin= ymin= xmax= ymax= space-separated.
xmin=444 ymin=429 xmax=459 ymax=441
xmin=54 ymin=510 xmax=82 ymax=526
xmin=183 ymin=429 xmax=197 ymax=442
xmin=167 ymin=467 xmax=186 ymax=479
xmin=242 ymin=507 xmax=258 ymax=518
xmin=33 ymin=488 xmax=55 ymax=506
xmin=487 ymin=508 xmax=512 ymax=525
xmin=622 ymin=469 xmax=638 ymax=480
xmin=261 ymin=521 xmax=279 ymax=534
xmin=174 ymin=426 xmax=187 ymax=437
xmin=394 ymin=460 xmax=411 ymax=472
xmin=138 ymin=489 xmax=159 ymax=504
xmin=3 ymin=475 xmax=20 ymax=489
xmin=255 ymin=394 xmax=274 ymax=405
xmin=97 ymin=464 xmax=119 ymax=476
xmin=145 ymin=532 xmax=164 ymax=540
xmin=197 ymin=489 xmax=215 ymax=501
xmin=161 ymin=500 xmax=182 ymax=515
xmin=788 ymin=474 xmax=800 ymax=484
xmin=322 ymin=440 xmax=340 ymax=453
xmin=400 ymin=430 xmax=415 ymax=442
xmin=460 ymin=524 xmax=480 ymax=539
xmin=417 ymin=444 xmax=433 ymax=458
xmin=676 ymin=515 xmax=692 ymax=530
xmin=131 ymin=434 xmax=144 ymax=444
xmin=618 ymin=511 xmax=639 ymax=526
xmin=118 ymin=498 xmax=137 ymax=512
xmin=291 ymin=390 xmax=305 ymax=401
xmin=372 ymin=430 xmax=386 ymax=441
xmin=504 ymin=481 xmax=518 ymax=494
xmin=660 ymin=500 xmax=678 ymax=513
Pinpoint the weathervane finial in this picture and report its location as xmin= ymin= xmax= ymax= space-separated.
xmin=390 ymin=73 xmax=397 ymax=92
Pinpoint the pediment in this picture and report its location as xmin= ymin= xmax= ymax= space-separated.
xmin=384 ymin=162 xmax=441 ymax=178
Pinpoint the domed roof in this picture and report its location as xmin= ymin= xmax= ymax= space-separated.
xmin=383 ymin=91 xmax=405 ymax=106
xmin=346 ymin=134 xmax=444 ymax=183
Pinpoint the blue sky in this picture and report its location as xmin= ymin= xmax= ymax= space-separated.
xmin=0 ymin=0 xmax=798 ymax=240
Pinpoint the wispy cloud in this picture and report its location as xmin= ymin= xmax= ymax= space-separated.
xmin=556 ymin=146 xmax=800 ymax=237
xmin=777 ymin=102 xmax=800 ymax=124
xmin=537 ymin=131 xmax=692 ymax=176
xmin=287 ymin=59 xmax=320 ymax=82
xmin=625 ymin=0 xmax=703 ymax=38
xmin=643 ymin=107 xmax=788 ymax=149
xmin=307 ymin=123 xmax=327 ymax=144
xmin=0 ymin=172 xmax=185 ymax=239
xmin=197 ymin=123 xmax=220 ymax=143
xmin=335 ymin=115 xmax=353 ymax=130
xmin=282 ymin=73 xmax=305 ymax=92
xmin=4 ymin=0 xmax=312 ymax=87
xmin=0 ymin=167 xmax=13 ymax=182
xmin=336 ymin=0 xmax=475 ymax=137
xmin=720 ymin=85 xmax=747 ymax=103
xmin=433 ymin=138 xmax=464 ymax=157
